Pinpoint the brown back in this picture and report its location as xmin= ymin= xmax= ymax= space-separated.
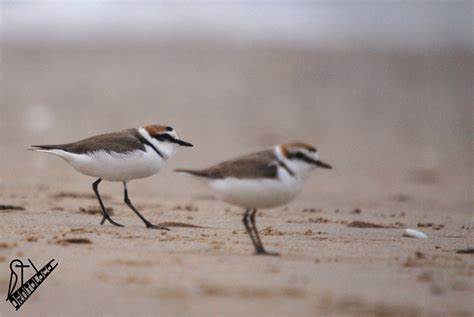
xmin=35 ymin=129 xmax=146 ymax=154
xmin=182 ymin=149 xmax=278 ymax=179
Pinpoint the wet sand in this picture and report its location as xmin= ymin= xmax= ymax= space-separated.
xmin=0 ymin=185 xmax=472 ymax=316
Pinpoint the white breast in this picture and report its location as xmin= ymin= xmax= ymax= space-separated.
xmin=208 ymin=168 xmax=304 ymax=209
xmin=61 ymin=146 xmax=165 ymax=181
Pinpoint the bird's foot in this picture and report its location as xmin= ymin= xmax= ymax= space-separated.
xmin=255 ymin=249 xmax=280 ymax=256
xmin=145 ymin=223 xmax=170 ymax=231
xmin=104 ymin=217 xmax=124 ymax=227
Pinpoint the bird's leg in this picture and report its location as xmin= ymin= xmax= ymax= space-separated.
xmin=242 ymin=208 xmax=261 ymax=254
xmin=250 ymin=209 xmax=279 ymax=256
xmin=92 ymin=178 xmax=124 ymax=227
xmin=122 ymin=181 xmax=169 ymax=230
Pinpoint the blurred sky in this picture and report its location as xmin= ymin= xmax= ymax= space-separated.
xmin=1 ymin=1 xmax=472 ymax=52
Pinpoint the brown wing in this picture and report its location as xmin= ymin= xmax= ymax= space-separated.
xmin=177 ymin=149 xmax=278 ymax=179
xmin=32 ymin=129 xmax=146 ymax=154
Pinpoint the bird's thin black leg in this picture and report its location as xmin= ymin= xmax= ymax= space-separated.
xmin=123 ymin=181 xmax=169 ymax=230
xmin=250 ymin=209 xmax=279 ymax=256
xmin=242 ymin=208 xmax=261 ymax=254
xmin=92 ymin=178 xmax=124 ymax=227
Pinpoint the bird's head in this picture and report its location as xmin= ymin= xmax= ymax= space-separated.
xmin=276 ymin=142 xmax=332 ymax=179
xmin=139 ymin=124 xmax=193 ymax=159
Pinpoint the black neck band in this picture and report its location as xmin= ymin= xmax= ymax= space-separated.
xmin=276 ymin=159 xmax=295 ymax=177
xmin=138 ymin=136 xmax=165 ymax=159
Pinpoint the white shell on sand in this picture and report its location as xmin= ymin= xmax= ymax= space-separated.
xmin=403 ymin=228 xmax=428 ymax=239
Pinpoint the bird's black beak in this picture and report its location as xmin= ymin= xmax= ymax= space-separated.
xmin=174 ymin=139 xmax=193 ymax=147
xmin=314 ymin=159 xmax=332 ymax=169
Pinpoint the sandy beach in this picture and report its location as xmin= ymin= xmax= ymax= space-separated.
xmin=0 ymin=40 xmax=473 ymax=316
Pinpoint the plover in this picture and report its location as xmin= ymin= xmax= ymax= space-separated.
xmin=31 ymin=125 xmax=193 ymax=229
xmin=175 ymin=143 xmax=331 ymax=255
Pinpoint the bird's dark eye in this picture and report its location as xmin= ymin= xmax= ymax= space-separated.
xmin=166 ymin=126 xmax=173 ymax=131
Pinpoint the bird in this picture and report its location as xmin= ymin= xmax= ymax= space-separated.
xmin=31 ymin=124 xmax=193 ymax=230
xmin=175 ymin=142 xmax=332 ymax=255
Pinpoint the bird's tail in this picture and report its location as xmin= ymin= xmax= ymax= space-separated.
xmin=30 ymin=144 xmax=62 ymax=151
xmin=174 ymin=168 xmax=207 ymax=178
xmin=29 ymin=144 xmax=71 ymax=158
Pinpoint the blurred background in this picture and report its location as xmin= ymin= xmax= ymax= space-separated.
xmin=0 ymin=1 xmax=472 ymax=210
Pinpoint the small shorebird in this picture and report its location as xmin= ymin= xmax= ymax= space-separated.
xmin=31 ymin=125 xmax=193 ymax=229
xmin=176 ymin=143 xmax=331 ymax=255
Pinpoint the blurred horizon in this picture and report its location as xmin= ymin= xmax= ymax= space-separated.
xmin=1 ymin=1 xmax=472 ymax=53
